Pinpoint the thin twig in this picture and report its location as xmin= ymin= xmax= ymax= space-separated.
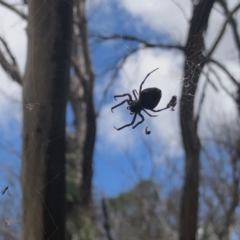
xmin=206 ymin=3 xmax=240 ymax=59
xmin=195 ymin=74 xmax=208 ymax=128
xmin=217 ymin=0 xmax=240 ymax=59
xmin=0 ymin=37 xmax=18 ymax=66
xmin=208 ymin=58 xmax=239 ymax=87
xmin=102 ymin=198 xmax=115 ymax=240
xmin=171 ymin=0 xmax=189 ymax=21
xmin=208 ymin=66 xmax=236 ymax=100
xmin=0 ymin=49 xmax=22 ymax=85
xmin=97 ymin=47 xmax=141 ymax=111
xmin=0 ymin=228 xmax=20 ymax=240
xmin=0 ymin=0 xmax=27 ymax=20
xmin=92 ymin=34 xmax=185 ymax=51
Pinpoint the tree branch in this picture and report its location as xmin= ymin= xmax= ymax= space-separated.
xmin=92 ymin=34 xmax=185 ymax=51
xmin=97 ymin=47 xmax=140 ymax=111
xmin=209 ymin=65 xmax=236 ymax=100
xmin=102 ymin=198 xmax=115 ymax=240
xmin=0 ymin=36 xmax=18 ymax=66
xmin=217 ymin=151 xmax=240 ymax=238
xmin=208 ymin=58 xmax=239 ymax=87
xmin=195 ymin=75 xmax=208 ymax=129
xmin=0 ymin=49 xmax=22 ymax=85
xmin=206 ymin=2 xmax=240 ymax=59
xmin=0 ymin=0 xmax=27 ymax=20
xmin=71 ymin=58 xmax=87 ymax=93
xmin=0 ymin=36 xmax=22 ymax=84
xmin=0 ymin=228 xmax=20 ymax=240
xmin=171 ymin=0 xmax=189 ymax=22
xmin=217 ymin=0 xmax=240 ymax=58
xmin=91 ymin=33 xmax=184 ymax=111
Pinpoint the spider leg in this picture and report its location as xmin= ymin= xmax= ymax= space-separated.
xmin=132 ymin=112 xmax=145 ymax=129
xmin=111 ymin=100 xmax=130 ymax=113
xmin=143 ymin=109 xmax=158 ymax=117
xmin=132 ymin=90 xmax=138 ymax=100
xmin=114 ymin=93 xmax=133 ymax=101
xmin=139 ymin=68 xmax=159 ymax=93
xmin=114 ymin=113 xmax=137 ymax=131
xmin=149 ymin=106 xmax=170 ymax=112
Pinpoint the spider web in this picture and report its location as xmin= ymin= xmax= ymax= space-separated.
xmin=0 ymin=0 xmax=240 ymax=239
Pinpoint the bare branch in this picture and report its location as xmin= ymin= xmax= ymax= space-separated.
xmin=218 ymin=0 xmax=240 ymax=57
xmin=0 ymin=49 xmax=22 ymax=85
xmin=218 ymin=170 xmax=239 ymax=238
xmin=97 ymin=47 xmax=140 ymax=111
xmin=92 ymin=34 xmax=185 ymax=51
xmin=0 ymin=0 xmax=27 ymax=20
xmin=91 ymin=33 xmax=184 ymax=111
xmin=171 ymin=0 xmax=189 ymax=22
xmin=205 ymin=72 xmax=219 ymax=92
xmin=0 ymin=228 xmax=20 ymax=240
xmin=71 ymin=58 xmax=87 ymax=92
xmin=0 ymin=36 xmax=22 ymax=84
xmin=206 ymin=3 xmax=240 ymax=59
xmin=195 ymin=75 xmax=208 ymax=128
xmin=0 ymin=37 xmax=18 ymax=66
xmin=209 ymin=65 xmax=236 ymax=100
xmin=208 ymin=58 xmax=239 ymax=87
xmin=102 ymin=198 xmax=115 ymax=240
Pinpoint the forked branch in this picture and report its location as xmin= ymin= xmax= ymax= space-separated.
xmin=0 ymin=0 xmax=27 ymax=20
xmin=206 ymin=2 xmax=240 ymax=59
xmin=93 ymin=34 xmax=185 ymax=51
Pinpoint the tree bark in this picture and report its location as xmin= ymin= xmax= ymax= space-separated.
xmin=21 ymin=1 xmax=72 ymax=239
xmin=179 ymin=1 xmax=215 ymax=240
xmin=73 ymin=0 xmax=96 ymax=212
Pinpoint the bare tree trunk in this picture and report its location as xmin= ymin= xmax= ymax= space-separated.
xmin=72 ymin=0 xmax=96 ymax=212
xmin=21 ymin=1 xmax=72 ymax=239
xmin=179 ymin=1 xmax=215 ymax=239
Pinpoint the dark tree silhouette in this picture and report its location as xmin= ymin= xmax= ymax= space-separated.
xmin=179 ymin=1 xmax=215 ymax=239
xmin=21 ymin=1 xmax=72 ymax=239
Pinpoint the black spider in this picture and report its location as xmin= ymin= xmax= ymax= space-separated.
xmin=111 ymin=68 xmax=170 ymax=130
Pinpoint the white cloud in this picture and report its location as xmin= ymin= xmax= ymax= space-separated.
xmin=96 ymin=0 xmax=240 ymax=160
xmin=98 ymin=49 xmax=184 ymax=156
xmin=117 ymin=0 xmax=191 ymax=44
xmin=0 ymin=0 xmax=240 ymax=160
xmin=0 ymin=2 xmax=27 ymax=71
xmin=99 ymin=47 xmax=239 ymax=159
xmin=115 ymin=0 xmax=240 ymax=61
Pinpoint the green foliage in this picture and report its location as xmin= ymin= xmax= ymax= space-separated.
xmin=65 ymin=150 xmax=97 ymax=239
xmin=67 ymin=215 xmax=96 ymax=240
xmin=107 ymin=180 xmax=163 ymax=240
xmin=77 ymin=217 xmax=96 ymax=240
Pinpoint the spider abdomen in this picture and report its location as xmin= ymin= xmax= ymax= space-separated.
xmin=139 ymin=87 xmax=162 ymax=109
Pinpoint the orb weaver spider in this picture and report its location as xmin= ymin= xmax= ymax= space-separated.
xmin=111 ymin=68 xmax=176 ymax=130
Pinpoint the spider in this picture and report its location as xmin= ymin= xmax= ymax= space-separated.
xmin=111 ymin=68 xmax=170 ymax=130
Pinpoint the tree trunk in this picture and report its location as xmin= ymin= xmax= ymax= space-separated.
xmin=74 ymin=0 xmax=96 ymax=212
xmin=21 ymin=1 xmax=72 ymax=239
xmin=179 ymin=1 xmax=215 ymax=240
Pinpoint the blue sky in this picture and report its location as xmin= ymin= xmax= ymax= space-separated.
xmin=0 ymin=0 xmax=240 ymax=237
